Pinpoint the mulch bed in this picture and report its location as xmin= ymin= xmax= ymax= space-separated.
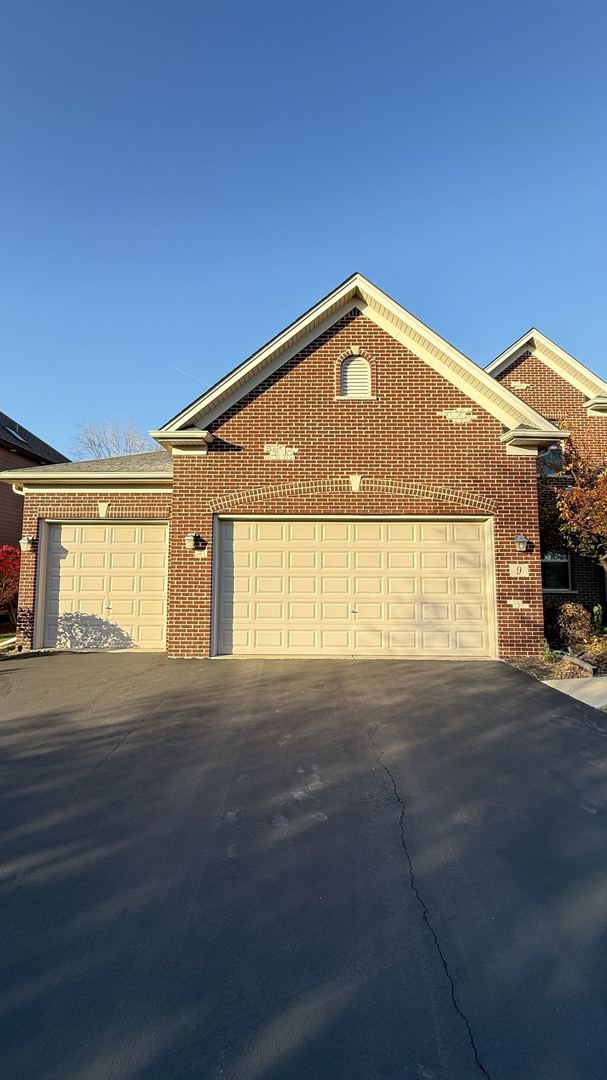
xmin=510 ymin=656 xmax=592 ymax=680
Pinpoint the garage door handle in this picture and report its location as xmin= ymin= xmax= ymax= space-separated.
xmin=351 ymin=608 xmax=358 ymax=615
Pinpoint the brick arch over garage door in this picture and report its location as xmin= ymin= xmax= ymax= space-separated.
xmin=207 ymin=478 xmax=497 ymax=515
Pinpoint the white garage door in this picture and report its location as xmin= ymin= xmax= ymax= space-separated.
xmin=215 ymin=518 xmax=495 ymax=657
xmin=42 ymin=523 xmax=168 ymax=650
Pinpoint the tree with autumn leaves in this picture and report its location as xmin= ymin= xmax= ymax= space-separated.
xmin=0 ymin=545 xmax=20 ymax=629
xmin=550 ymin=436 xmax=607 ymax=570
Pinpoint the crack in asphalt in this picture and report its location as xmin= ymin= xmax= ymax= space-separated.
xmin=372 ymin=734 xmax=493 ymax=1080
xmin=85 ymin=695 xmax=170 ymax=776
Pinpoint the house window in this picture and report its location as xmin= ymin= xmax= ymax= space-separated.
xmin=541 ymin=551 xmax=571 ymax=591
xmin=340 ymin=356 xmax=371 ymax=398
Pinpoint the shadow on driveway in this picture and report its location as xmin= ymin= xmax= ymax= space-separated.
xmin=2 ymin=654 xmax=607 ymax=1079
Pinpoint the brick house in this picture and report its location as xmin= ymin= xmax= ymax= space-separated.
xmin=0 ymin=411 xmax=67 ymax=547
xmin=1 ymin=273 xmax=590 ymax=659
xmin=486 ymin=329 xmax=607 ymax=622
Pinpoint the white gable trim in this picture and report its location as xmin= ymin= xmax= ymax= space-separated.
xmin=160 ymin=274 xmax=560 ymax=437
xmin=487 ymin=329 xmax=607 ymax=401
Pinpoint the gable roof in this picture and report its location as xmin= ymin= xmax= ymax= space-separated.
xmin=0 ymin=410 xmax=68 ymax=464
xmin=157 ymin=273 xmax=561 ymax=439
xmin=486 ymin=329 xmax=607 ymax=401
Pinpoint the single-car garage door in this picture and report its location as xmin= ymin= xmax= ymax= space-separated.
xmin=215 ymin=518 xmax=495 ymax=657
xmin=42 ymin=523 xmax=168 ymax=650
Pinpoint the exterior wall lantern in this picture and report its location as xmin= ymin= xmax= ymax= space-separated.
xmin=514 ymin=533 xmax=529 ymax=553
xmin=184 ymin=532 xmax=208 ymax=557
xmin=19 ymin=536 xmax=35 ymax=553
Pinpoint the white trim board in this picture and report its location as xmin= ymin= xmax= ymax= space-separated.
xmin=159 ymin=274 xmax=559 ymax=438
xmin=486 ymin=328 xmax=607 ymax=400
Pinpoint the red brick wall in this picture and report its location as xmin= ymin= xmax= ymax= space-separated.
xmin=15 ymin=492 xmax=172 ymax=649
xmin=498 ymin=351 xmax=607 ymax=454
xmin=168 ymin=310 xmax=544 ymax=657
xmin=495 ymin=351 xmax=607 ymax=615
xmin=0 ymin=446 xmax=35 ymax=546
xmin=15 ymin=312 xmax=548 ymax=658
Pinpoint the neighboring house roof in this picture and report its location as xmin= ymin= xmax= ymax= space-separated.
xmin=153 ymin=272 xmax=562 ymax=444
xmin=486 ymin=329 xmax=607 ymax=409
xmin=1 ymin=450 xmax=173 ymax=486
xmin=0 ymin=410 xmax=68 ymax=464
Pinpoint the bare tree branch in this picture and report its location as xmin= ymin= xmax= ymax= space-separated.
xmin=70 ymin=420 xmax=156 ymax=460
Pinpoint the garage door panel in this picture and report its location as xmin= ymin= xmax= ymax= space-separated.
xmin=354 ymin=629 xmax=383 ymax=649
xmin=388 ymin=577 xmax=416 ymax=595
xmin=256 ymin=522 xmax=283 ymax=541
xmin=289 ymin=522 xmax=317 ymax=541
xmin=388 ymin=601 xmax=417 ymax=620
xmin=455 ymin=577 xmax=482 ymax=595
xmin=420 ymin=523 xmax=449 ymax=542
xmin=321 ymin=601 xmax=350 ymax=620
xmin=255 ymin=601 xmax=284 ymax=620
xmin=354 ymin=550 xmax=383 ymax=569
xmin=321 ymin=522 xmax=350 ymax=542
xmin=290 ymin=601 xmax=317 ymax=619
xmin=43 ymin=522 xmax=167 ymax=651
xmin=421 ymin=551 xmax=449 ymax=568
xmin=388 ymin=630 xmax=417 ymax=649
xmin=80 ymin=526 xmax=108 ymax=543
xmin=289 ymin=550 xmax=317 ymax=568
xmin=354 ymin=522 xmax=383 ymax=542
xmin=321 ymin=551 xmax=349 ymax=568
xmin=455 ymin=551 xmax=483 ymax=570
xmin=321 ymin=629 xmax=351 ymax=649
xmin=217 ymin=518 xmax=494 ymax=657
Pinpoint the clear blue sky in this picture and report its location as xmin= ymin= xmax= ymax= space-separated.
xmin=2 ymin=1 xmax=606 ymax=456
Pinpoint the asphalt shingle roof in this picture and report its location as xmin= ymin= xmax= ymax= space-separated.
xmin=0 ymin=411 xmax=68 ymax=464
xmin=0 ymin=449 xmax=172 ymax=478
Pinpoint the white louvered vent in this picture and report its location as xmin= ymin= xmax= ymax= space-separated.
xmin=340 ymin=356 xmax=371 ymax=398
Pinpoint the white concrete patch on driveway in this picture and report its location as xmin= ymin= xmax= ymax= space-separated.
xmin=543 ymin=675 xmax=607 ymax=708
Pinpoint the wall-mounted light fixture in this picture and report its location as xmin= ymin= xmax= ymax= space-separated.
xmin=19 ymin=536 xmax=35 ymax=553
xmin=184 ymin=532 xmax=199 ymax=551
xmin=514 ymin=533 xmax=529 ymax=553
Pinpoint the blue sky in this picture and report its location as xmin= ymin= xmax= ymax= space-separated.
xmin=1 ymin=1 xmax=606 ymax=456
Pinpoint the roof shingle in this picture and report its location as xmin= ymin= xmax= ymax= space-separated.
xmin=0 ymin=411 xmax=68 ymax=464
xmin=0 ymin=449 xmax=172 ymax=479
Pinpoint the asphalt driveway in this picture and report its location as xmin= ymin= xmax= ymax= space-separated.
xmin=2 ymin=655 xmax=607 ymax=1080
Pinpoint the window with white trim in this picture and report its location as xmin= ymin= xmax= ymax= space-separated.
xmin=339 ymin=356 xmax=371 ymax=398
xmin=541 ymin=551 xmax=571 ymax=591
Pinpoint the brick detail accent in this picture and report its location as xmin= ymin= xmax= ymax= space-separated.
xmin=209 ymin=478 xmax=497 ymax=514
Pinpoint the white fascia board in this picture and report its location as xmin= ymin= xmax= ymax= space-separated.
xmin=584 ymin=396 xmax=607 ymax=415
xmin=161 ymin=273 xmax=560 ymax=437
xmin=161 ymin=279 xmax=363 ymax=431
xmin=0 ymin=471 xmax=172 ymax=484
xmin=487 ymin=329 xmax=607 ymax=399
xmin=171 ymin=297 xmax=360 ymax=431
xmin=499 ymin=426 xmax=570 ymax=449
xmin=13 ymin=485 xmax=173 ymax=494
xmin=485 ymin=331 xmax=538 ymax=378
xmin=355 ymin=289 xmax=557 ymax=433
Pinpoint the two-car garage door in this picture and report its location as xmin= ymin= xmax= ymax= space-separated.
xmin=215 ymin=518 xmax=495 ymax=657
